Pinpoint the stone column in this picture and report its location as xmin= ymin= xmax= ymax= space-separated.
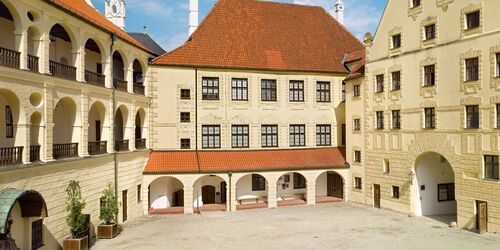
xmin=128 ymin=104 xmax=136 ymax=151
xmin=21 ymin=122 xmax=30 ymax=164
xmin=40 ymin=32 xmax=51 ymax=74
xmin=80 ymin=92 xmax=89 ymax=156
xmin=105 ymin=57 xmax=113 ymax=89
xmin=14 ymin=30 xmax=28 ymax=70
xmin=126 ymin=65 xmax=134 ymax=94
xmin=183 ymin=187 xmax=194 ymax=215
xmin=307 ymin=180 xmax=316 ymax=206
xmin=229 ymin=174 xmax=237 ymax=212
xmin=44 ymin=85 xmax=54 ymax=161
xmin=267 ymin=182 xmax=277 ymax=209
xmin=108 ymin=96 xmax=115 ymax=153
xmin=76 ymin=46 xmax=86 ymax=82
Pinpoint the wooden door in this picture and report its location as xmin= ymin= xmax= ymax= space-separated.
xmin=373 ymin=184 xmax=381 ymax=208
xmin=220 ymin=182 xmax=227 ymax=203
xmin=327 ymin=172 xmax=344 ymax=199
xmin=327 ymin=173 xmax=334 ymax=196
xmin=477 ymin=201 xmax=487 ymax=233
xmin=202 ymin=185 xmax=216 ymax=204
xmin=122 ymin=190 xmax=128 ymax=222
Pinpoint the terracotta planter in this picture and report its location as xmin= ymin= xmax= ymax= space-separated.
xmin=63 ymin=236 xmax=88 ymax=250
xmin=97 ymin=223 xmax=118 ymax=239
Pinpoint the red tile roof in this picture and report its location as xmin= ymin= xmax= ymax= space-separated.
xmin=47 ymin=0 xmax=151 ymax=53
xmin=344 ymin=49 xmax=365 ymax=80
xmin=152 ymin=0 xmax=363 ymax=73
xmin=144 ymin=148 xmax=347 ymax=174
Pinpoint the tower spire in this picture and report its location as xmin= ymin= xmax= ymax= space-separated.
xmin=105 ymin=0 xmax=127 ymax=30
xmin=189 ymin=0 xmax=199 ymax=36
xmin=335 ymin=0 xmax=344 ymax=25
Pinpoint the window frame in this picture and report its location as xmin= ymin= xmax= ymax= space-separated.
xmin=484 ymin=155 xmax=499 ymax=180
xmin=376 ymin=111 xmax=384 ymax=130
xmin=261 ymin=125 xmax=278 ymax=148
xmin=497 ymin=104 xmax=500 ymax=129
xmin=180 ymin=139 xmax=191 ymax=149
xmin=231 ymin=125 xmax=249 ymax=148
xmin=201 ymin=77 xmax=220 ymax=100
xmin=411 ymin=0 xmax=421 ymax=8
xmin=289 ymin=124 xmax=306 ymax=147
xmin=466 ymin=105 xmax=480 ymax=129
xmin=201 ymin=125 xmax=221 ymax=149
xmin=31 ymin=219 xmax=44 ymax=249
xmin=261 ymin=79 xmax=277 ymax=101
xmin=392 ymin=110 xmax=401 ymax=129
xmin=231 ymin=78 xmax=248 ymax=101
xmin=6 ymin=105 xmax=13 ymax=138
xmin=465 ymin=57 xmax=479 ymax=82
xmin=354 ymin=177 xmax=362 ymax=189
xmin=180 ymin=112 xmax=190 ymax=123
xmin=424 ymin=108 xmax=436 ymax=129
xmin=252 ymin=174 xmax=266 ymax=191
xmin=316 ymin=124 xmax=331 ymax=146
xmin=437 ymin=183 xmax=455 ymax=202
xmin=180 ymin=89 xmax=191 ymax=100
xmin=354 ymin=150 xmax=361 ymax=163
xmin=424 ymin=24 xmax=436 ymax=40
xmin=353 ymin=119 xmax=361 ymax=131
xmin=376 ymin=75 xmax=384 ymax=93
xmin=353 ymin=84 xmax=361 ymax=97
xmin=316 ymin=81 xmax=331 ymax=103
xmin=391 ymin=71 xmax=401 ymax=91
xmin=293 ymin=173 xmax=306 ymax=189
xmin=392 ymin=186 xmax=400 ymax=199
xmin=466 ymin=11 xmax=480 ymax=30
xmin=424 ymin=65 xmax=436 ymax=86
xmin=392 ymin=34 xmax=401 ymax=49
xmin=496 ymin=53 xmax=500 ymax=78
xmin=289 ymin=80 xmax=305 ymax=102
xmin=137 ymin=184 xmax=142 ymax=203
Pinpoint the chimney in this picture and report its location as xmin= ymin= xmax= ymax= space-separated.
xmin=189 ymin=0 xmax=199 ymax=36
xmin=335 ymin=0 xmax=344 ymax=25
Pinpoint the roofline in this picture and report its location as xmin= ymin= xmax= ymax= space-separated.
xmin=345 ymin=74 xmax=365 ymax=81
xmin=143 ymin=166 xmax=349 ymax=175
xmin=372 ymin=0 xmax=391 ymax=41
xmin=150 ymin=147 xmax=346 ymax=153
xmin=149 ymin=64 xmax=349 ymax=75
xmin=42 ymin=0 xmax=153 ymax=55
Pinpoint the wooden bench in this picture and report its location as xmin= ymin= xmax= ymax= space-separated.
xmin=238 ymin=195 xmax=267 ymax=204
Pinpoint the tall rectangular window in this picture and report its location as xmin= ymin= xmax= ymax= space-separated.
xmin=5 ymin=105 xmax=13 ymax=138
xmin=425 ymin=24 xmax=436 ymax=40
xmin=484 ymin=155 xmax=499 ymax=180
xmin=232 ymin=78 xmax=248 ymax=101
xmin=353 ymin=85 xmax=361 ymax=97
xmin=354 ymin=150 xmax=361 ymax=163
xmin=316 ymin=125 xmax=331 ymax=146
xmin=424 ymin=108 xmax=436 ymax=129
xmin=496 ymin=53 xmax=500 ymax=77
xmin=289 ymin=125 xmax=306 ymax=147
xmin=376 ymin=111 xmax=384 ymax=130
xmin=261 ymin=125 xmax=278 ymax=148
xmin=137 ymin=184 xmax=142 ymax=203
xmin=32 ymin=219 xmax=43 ymax=249
xmin=341 ymin=124 xmax=346 ymax=146
xmin=180 ymin=112 xmax=190 ymax=123
xmin=316 ymin=82 xmax=331 ymax=102
xmin=289 ymin=81 xmax=304 ymax=102
xmin=261 ymin=79 xmax=277 ymax=101
xmin=180 ymin=139 xmax=190 ymax=149
xmin=392 ymin=34 xmax=401 ymax=49
xmin=466 ymin=105 xmax=480 ymax=128
xmin=497 ymin=104 xmax=500 ymax=128
xmin=466 ymin=11 xmax=480 ymax=30
xmin=180 ymin=89 xmax=191 ymax=99
xmin=392 ymin=71 xmax=401 ymax=91
xmin=376 ymin=75 xmax=384 ymax=93
xmin=392 ymin=186 xmax=400 ymax=199
xmin=293 ymin=173 xmax=306 ymax=189
xmin=353 ymin=119 xmax=361 ymax=131
xmin=465 ymin=58 xmax=479 ymax=82
xmin=424 ymin=65 xmax=436 ymax=86
xmin=392 ymin=110 xmax=401 ymax=129
xmin=354 ymin=177 xmax=362 ymax=189
xmin=202 ymin=77 xmax=219 ymax=100
xmin=342 ymin=81 xmax=346 ymax=101
xmin=231 ymin=125 xmax=249 ymax=148
xmin=252 ymin=174 xmax=266 ymax=191
xmin=202 ymin=125 xmax=220 ymax=148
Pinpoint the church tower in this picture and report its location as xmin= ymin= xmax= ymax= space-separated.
xmin=335 ymin=0 xmax=344 ymax=25
xmin=105 ymin=0 xmax=126 ymax=30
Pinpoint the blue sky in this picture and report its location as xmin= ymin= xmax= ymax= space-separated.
xmin=94 ymin=0 xmax=386 ymax=52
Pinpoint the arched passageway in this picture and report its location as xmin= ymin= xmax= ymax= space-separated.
xmin=0 ymin=89 xmax=23 ymax=165
xmin=49 ymin=24 xmax=76 ymax=80
xmin=148 ymin=176 xmax=184 ymax=214
xmin=114 ymin=105 xmax=128 ymax=151
xmin=315 ymin=171 xmax=344 ymax=203
xmin=193 ymin=175 xmax=227 ymax=212
xmin=88 ymin=101 xmax=107 ymax=155
xmin=276 ymin=172 xmax=307 ymax=207
xmin=235 ymin=174 xmax=268 ymax=210
xmin=84 ymin=39 xmax=105 ymax=86
xmin=52 ymin=97 xmax=78 ymax=159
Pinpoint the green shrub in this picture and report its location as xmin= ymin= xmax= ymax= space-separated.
xmin=99 ymin=184 xmax=119 ymax=225
xmin=65 ymin=180 xmax=87 ymax=238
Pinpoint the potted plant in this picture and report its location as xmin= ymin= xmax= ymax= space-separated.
xmin=63 ymin=180 xmax=88 ymax=250
xmin=97 ymin=184 xmax=119 ymax=239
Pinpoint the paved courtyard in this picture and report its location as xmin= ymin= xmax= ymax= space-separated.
xmin=93 ymin=203 xmax=500 ymax=250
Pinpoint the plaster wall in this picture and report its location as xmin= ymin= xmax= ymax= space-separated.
xmin=0 ymin=16 xmax=15 ymax=50
xmin=149 ymin=177 xmax=183 ymax=209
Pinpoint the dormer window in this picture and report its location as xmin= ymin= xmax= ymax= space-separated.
xmin=392 ymin=34 xmax=401 ymax=49
xmin=412 ymin=0 xmax=421 ymax=8
xmin=466 ymin=11 xmax=480 ymax=30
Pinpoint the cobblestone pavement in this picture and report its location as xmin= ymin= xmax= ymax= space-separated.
xmin=93 ymin=203 xmax=500 ymax=250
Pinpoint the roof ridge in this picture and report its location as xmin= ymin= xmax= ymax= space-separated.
xmin=318 ymin=6 xmax=364 ymax=49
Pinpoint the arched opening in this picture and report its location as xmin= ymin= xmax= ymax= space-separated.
xmin=276 ymin=172 xmax=307 ymax=207
xmin=88 ymin=101 xmax=107 ymax=155
xmin=49 ymin=24 xmax=76 ymax=80
xmin=0 ymin=89 xmax=23 ymax=165
xmin=27 ymin=26 xmax=42 ymax=72
xmin=84 ymin=39 xmax=105 ymax=86
xmin=412 ymin=152 xmax=456 ymax=223
xmin=0 ymin=1 xmax=18 ymax=69
xmin=114 ymin=105 xmax=128 ymax=151
xmin=315 ymin=171 xmax=344 ymax=203
xmin=235 ymin=174 xmax=268 ymax=210
xmin=112 ymin=51 xmax=127 ymax=91
xmin=29 ymin=112 xmax=42 ymax=162
xmin=148 ymin=176 xmax=184 ymax=214
xmin=132 ymin=59 xmax=145 ymax=95
xmin=135 ymin=108 xmax=146 ymax=149
xmin=53 ymin=97 xmax=78 ymax=159
xmin=193 ymin=175 xmax=227 ymax=212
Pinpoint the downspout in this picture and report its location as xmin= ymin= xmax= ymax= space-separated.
xmin=111 ymin=33 xmax=118 ymax=196
xmin=195 ymin=68 xmax=201 ymax=173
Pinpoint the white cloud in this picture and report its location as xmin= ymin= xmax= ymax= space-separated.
xmin=160 ymin=32 xmax=189 ymax=51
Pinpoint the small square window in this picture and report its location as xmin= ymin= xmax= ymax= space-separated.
xmin=180 ymin=89 xmax=190 ymax=99
xmin=392 ymin=34 xmax=401 ymax=49
xmin=412 ymin=0 xmax=421 ymax=8
xmin=353 ymin=85 xmax=361 ymax=97
xmin=180 ymin=112 xmax=190 ymax=123
xmin=466 ymin=11 xmax=480 ymax=30
xmin=180 ymin=139 xmax=190 ymax=149
xmin=437 ymin=183 xmax=455 ymax=202
xmin=354 ymin=151 xmax=361 ymax=163
xmin=392 ymin=186 xmax=400 ymax=199
xmin=383 ymin=159 xmax=390 ymax=173
xmin=354 ymin=177 xmax=362 ymax=190
xmin=425 ymin=24 xmax=436 ymax=40
xmin=484 ymin=155 xmax=499 ymax=180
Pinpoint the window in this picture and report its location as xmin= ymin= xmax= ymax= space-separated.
xmin=180 ymin=139 xmax=190 ymax=149
xmin=391 ymin=71 xmax=401 ymax=91
xmin=376 ymin=111 xmax=384 ymax=130
xmin=354 ymin=119 xmax=361 ymax=131
xmin=202 ymin=77 xmax=219 ymax=100
xmin=353 ymin=85 xmax=361 ymax=97
xmin=425 ymin=24 xmax=436 ymax=40
xmin=424 ymin=65 xmax=436 ymax=86
xmin=202 ymin=125 xmax=220 ymax=148
xmin=32 ymin=219 xmax=44 ymax=249
xmin=354 ymin=150 xmax=361 ymax=163
xmin=383 ymin=159 xmax=390 ymax=173
xmin=354 ymin=177 xmax=362 ymax=189
xmin=424 ymin=108 xmax=436 ymax=129
xmin=289 ymin=125 xmax=305 ymax=147
xmin=180 ymin=112 xmax=190 ymax=123
xmin=252 ymin=174 xmax=266 ymax=191
xmin=496 ymin=53 xmax=500 ymax=77
xmin=392 ymin=110 xmax=401 ymax=129
xmin=466 ymin=105 xmax=479 ymax=129
xmin=180 ymin=89 xmax=190 ymax=99
xmin=316 ymin=82 xmax=331 ymax=102
xmin=412 ymin=0 xmax=420 ymax=8
xmin=342 ymin=81 xmax=346 ymax=101
xmin=497 ymin=104 xmax=500 ymax=128
xmin=484 ymin=155 xmax=499 ymax=180
xmin=262 ymin=79 xmax=277 ymax=101
xmin=232 ymin=78 xmax=248 ymax=101
xmin=392 ymin=34 xmax=401 ymax=49
xmin=261 ymin=125 xmax=278 ymax=148
xmin=437 ymin=183 xmax=455 ymax=202
xmin=289 ymin=81 xmax=304 ymax=102
xmin=466 ymin=11 xmax=480 ymax=30
xmin=137 ymin=184 xmax=142 ymax=203
xmin=293 ymin=173 xmax=306 ymax=189
xmin=465 ymin=58 xmax=479 ymax=82
xmin=392 ymin=186 xmax=400 ymax=199
xmin=232 ymin=125 xmax=249 ymax=148
xmin=341 ymin=124 xmax=346 ymax=146
xmin=376 ymin=75 xmax=384 ymax=93
xmin=316 ymin=125 xmax=331 ymax=146
xmin=5 ymin=105 xmax=13 ymax=138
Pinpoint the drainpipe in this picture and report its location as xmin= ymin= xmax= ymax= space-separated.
xmin=111 ymin=33 xmax=118 ymax=196
xmin=194 ymin=68 xmax=201 ymax=172
xmin=228 ymin=172 xmax=232 ymax=211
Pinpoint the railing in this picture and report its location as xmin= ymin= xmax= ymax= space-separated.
xmin=88 ymin=141 xmax=107 ymax=155
xmin=85 ymin=71 xmax=105 ymax=86
xmin=49 ymin=60 xmax=76 ymax=81
xmin=30 ymin=145 xmax=41 ymax=162
xmin=135 ymin=138 xmax=146 ymax=149
xmin=0 ymin=146 xmax=23 ymax=165
xmin=134 ymin=84 xmax=145 ymax=95
xmin=114 ymin=140 xmax=129 ymax=152
xmin=27 ymin=54 xmax=39 ymax=72
xmin=113 ymin=79 xmax=128 ymax=92
xmin=0 ymin=47 xmax=20 ymax=69
xmin=53 ymin=143 xmax=79 ymax=159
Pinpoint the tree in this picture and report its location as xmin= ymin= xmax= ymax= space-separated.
xmin=65 ymin=180 xmax=87 ymax=238
xmin=99 ymin=184 xmax=118 ymax=225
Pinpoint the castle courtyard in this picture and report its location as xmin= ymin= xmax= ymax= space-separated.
xmin=93 ymin=203 xmax=500 ymax=250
